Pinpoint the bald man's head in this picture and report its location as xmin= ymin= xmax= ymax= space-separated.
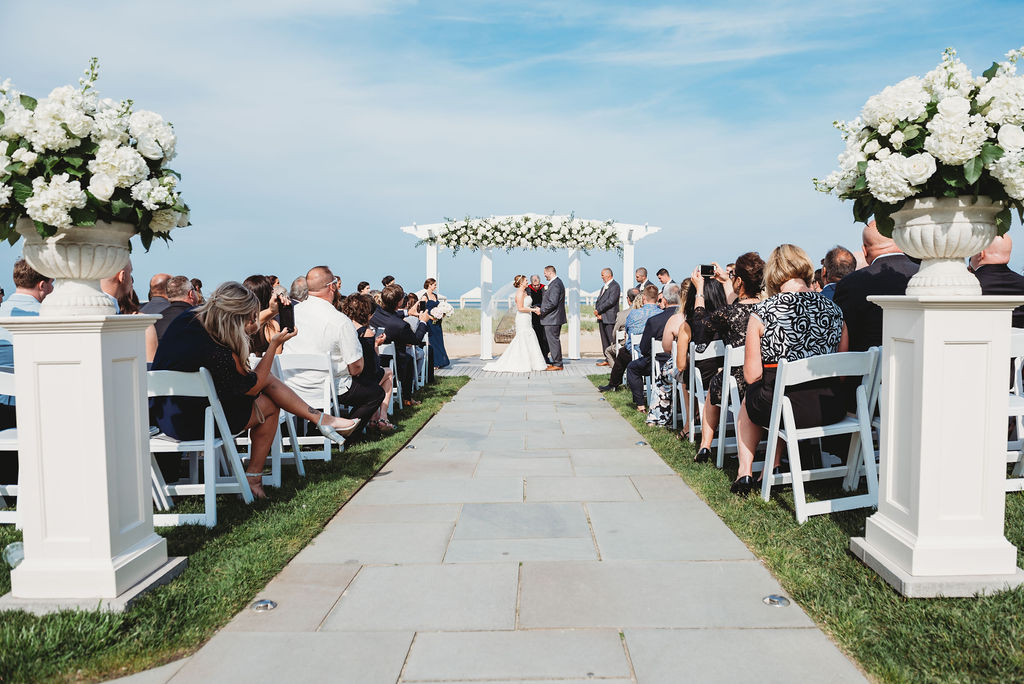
xmin=148 ymin=273 xmax=171 ymax=298
xmin=305 ymin=266 xmax=335 ymax=293
xmin=971 ymin=234 xmax=1014 ymax=270
xmin=862 ymin=220 xmax=903 ymax=264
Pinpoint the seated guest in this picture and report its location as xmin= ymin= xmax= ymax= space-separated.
xmin=691 ymin=252 xmax=765 ymax=462
xmin=154 ymin=276 xmax=199 ymax=341
xmin=289 ymin=276 xmax=308 ymax=303
xmin=119 ymin=289 xmax=142 ymax=315
xmin=243 ymin=274 xmax=284 ymax=356
xmin=357 ymin=281 xmax=371 ymax=295
xmin=403 ymin=293 xmax=427 ymax=381
xmin=732 ymin=244 xmax=848 ymax=496
xmin=820 ymin=246 xmax=856 ymax=300
xmin=833 ymin=220 xmax=918 ymax=351
xmin=971 ymin=235 xmax=1024 ymax=327
xmin=152 ymin=282 xmax=359 ymax=498
xmin=371 ymin=283 xmax=430 ymax=407
xmin=599 ymin=285 xmax=659 ymax=392
xmin=810 ymin=268 xmax=824 ymax=292
xmin=0 ymin=260 xmax=53 ymax=429
xmin=381 ymin=275 xmax=395 ymax=288
xmin=140 ymin=273 xmax=171 ymax=314
xmin=626 ymin=284 xmax=680 ymax=411
xmin=100 ymin=260 xmax=134 ymax=313
xmin=190 ymin=278 xmax=204 ymax=304
xmin=604 ymin=288 xmax=638 ymax=366
xmin=284 ymin=266 xmax=385 ymax=431
xmin=341 ymin=293 xmax=396 ymax=431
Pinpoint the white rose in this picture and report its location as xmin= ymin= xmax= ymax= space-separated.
xmin=998 ymin=124 xmax=1024 ymax=152
xmin=896 ymin=152 xmax=937 ymax=185
xmin=88 ymin=173 xmax=116 ymax=201
xmin=876 ymin=148 xmax=892 ymax=160
xmin=877 ymin=121 xmax=895 ymax=136
xmin=889 ymin=130 xmax=906 ymax=150
xmin=863 ymin=140 xmax=881 ymax=155
xmin=149 ymin=208 xmax=178 ymax=234
xmin=11 ymin=148 xmax=37 ymax=170
xmin=936 ymin=96 xmax=971 ymax=118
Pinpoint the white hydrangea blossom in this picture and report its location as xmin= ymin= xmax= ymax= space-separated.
xmin=923 ymin=48 xmax=978 ymax=100
xmin=865 ymin=156 xmax=916 ymax=204
xmin=861 ymin=77 xmax=930 ymax=130
xmin=0 ymin=183 xmax=11 ymax=207
xmin=924 ymin=98 xmax=991 ymax=165
xmin=91 ymin=98 xmax=130 ymax=144
xmin=128 ymin=110 xmax=176 ymax=161
xmin=130 ymin=178 xmax=173 ymax=210
xmin=11 ymin=147 xmax=37 ymax=171
xmin=430 ymin=215 xmax=620 ymax=252
xmin=149 ymin=208 xmax=178 ymax=233
xmin=23 ymin=173 xmax=87 ymax=229
xmin=989 ymin=150 xmax=1024 ymax=200
xmin=87 ymin=140 xmax=149 ymax=188
xmin=977 ymin=74 xmax=1024 ymax=125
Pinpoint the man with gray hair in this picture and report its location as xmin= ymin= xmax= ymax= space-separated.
xmin=594 ymin=267 xmax=620 ymax=366
xmin=820 ymin=245 xmax=856 ymax=300
xmin=153 ymin=275 xmax=198 ymax=341
xmin=625 ymin=283 xmax=680 ymax=411
xmin=290 ymin=276 xmax=308 ymax=303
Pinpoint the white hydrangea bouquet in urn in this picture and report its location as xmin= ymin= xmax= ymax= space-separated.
xmin=0 ymin=59 xmax=190 ymax=314
xmin=815 ymin=47 xmax=1024 ymax=295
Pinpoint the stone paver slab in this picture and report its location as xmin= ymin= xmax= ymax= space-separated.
xmin=335 ymin=503 xmax=461 ymax=524
xmin=444 ymin=537 xmax=598 ymax=563
xmin=569 ymin=448 xmax=674 ymax=476
xmin=169 ymin=631 xmax=413 ymax=683
xmin=527 ymin=433 xmax=642 ymax=450
xmin=525 ymin=476 xmax=641 ymax=502
xmin=479 ymin=448 xmax=571 ymax=459
xmin=587 ymin=501 xmax=753 ymax=561
xmin=518 ymin=561 xmax=813 ymax=628
xmin=112 ymin=658 xmax=188 ymax=683
xmin=402 ymin=629 xmax=631 ymax=681
xmin=474 ymin=456 xmax=574 ymax=477
xmin=353 ymin=478 xmax=523 ymax=505
xmin=625 ymin=628 xmax=867 ymax=683
xmin=224 ymin=581 xmax=344 ymax=632
xmin=629 ymin=474 xmax=701 ymax=501
xmin=374 ymin=458 xmax=479 ymax=480
xmin=291 ymin=522 xmax=453 ymax=565
xmin=322 ymin=564 xmax=518 ymax=631
xmin=453 ymin=503 xmax=590 ymax=540
xmin=272 ymin=561 xmax=361 ymax=588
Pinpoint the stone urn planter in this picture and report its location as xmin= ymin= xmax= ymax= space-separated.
xmin=15 ymin=218 xmax=135 ymax=317
xmin=890 ymin=196 xmax=1003 ymax=296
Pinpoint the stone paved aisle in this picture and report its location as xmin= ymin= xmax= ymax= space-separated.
xmin=125 ymin=375 xmax=866 ymax=684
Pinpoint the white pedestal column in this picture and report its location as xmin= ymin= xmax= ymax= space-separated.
xmin=479 ymin=249 xmax=493 ymax=360
xmin=622 ymin=242 xmax=635 ymax=309
xmin=426 ymin=244 xmax=438 ymax=281
xmin=568 ymin=249 xmax=581 ymax=360
xmin=850 ymin=295 xmax=1024 ymax=598
xmin=0 ymin=315 xmax=185 ymax=613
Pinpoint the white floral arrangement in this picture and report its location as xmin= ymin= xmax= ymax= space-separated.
xmin=430 ymin=300 xmax=455 ymax=321
xmin=0 ymin=59 xmax=189 ymax=248
xmin=814 ymin=46 xmax=1024 ymax=235
xmin=422 ymin=213 xmax=621 ymax=254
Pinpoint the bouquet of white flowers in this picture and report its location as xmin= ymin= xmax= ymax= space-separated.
xmin=814 ymin=47 xmax=1024 ymax=235
xmin=430 ymin=300 xmax=455 ymax=321
xmin=0 ymin=59 xmax=189 ymax=248
xmin=422 ymin=213 xmax=621 ymax=254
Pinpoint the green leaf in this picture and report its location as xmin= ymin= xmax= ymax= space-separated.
xmin=853 ymin=197 xmax=872 ymax=223
xmin=7 ymin=231 xmax=19 ymax=246
xmin=63 ymin=155 xmax=84 ymax=168
xmin=140 ymin=230 xmax=153 ymax=251
xmin=983 ymin=61 xmax=1000 ymax=79
xmin=996 ymin=206 xmax=1012 ymax=235
xmin=18 ymin=94 xmax=36 ymax=111
xmin=64 ymin=167 xmax=84 ymax=178
xmin=69 ymin=206 xmax=97 ymax=226
xmin=964 ymin=156 xmax=984 ymax=185
xmin=857 ymin=160 xmax=868 ymax=175
xmin=10 ymin=178 xmax=32 ymax=204
xmin=4 ymin=161 xmax=23 ymax=175
xmin=0 ymin=110 xmax=4 ymax=126
xmin=902 ymin=124 xmax=920 ymax=142
xmin=874 ymin=209 xmax=896 ymax=237
xmin=111 ymin=197 xmax=132 ymax=219
xmin=42 ymin=155 xmax=59 ymax=175
xmin=980 ymin=142 xmax=1004 ymax=166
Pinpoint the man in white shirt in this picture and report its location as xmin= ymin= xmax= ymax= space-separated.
xmin=283 ymin=265 xmax=384 ymax=428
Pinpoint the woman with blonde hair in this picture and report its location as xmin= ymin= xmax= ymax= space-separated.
xmin=151 ymin=282 xmax=359 ymax=498
xmin=730 ymin=244 xmax=847 ymax=496
xmin=483 ymin=274 xmax=548 ymax=372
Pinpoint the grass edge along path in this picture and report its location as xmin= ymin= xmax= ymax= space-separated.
xmin=591 ymin=375 xmax=1024 ymax=684
xmin=0 ymin=375 xmax=468 ymax=684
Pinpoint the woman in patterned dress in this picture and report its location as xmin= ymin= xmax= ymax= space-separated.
xmin=731 ymin=245 xmax=848 ymax=496
xmin=691 ymin=252 xmax=765 ymax=462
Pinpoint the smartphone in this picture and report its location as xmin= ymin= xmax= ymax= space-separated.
xmin=278 ymin=298 xmax=295 ymax=332
xmin=375 ymin=327 xmax=387 ymax=339
xmin=700 ymin=264 xmax=715 ymax=278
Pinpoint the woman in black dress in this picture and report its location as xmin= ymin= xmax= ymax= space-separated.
xmin=691 ymin=252 xmax=765 ymax=462
xmin=670 ymin=277 xmax=727 ymax=432
xmin=731 ymin=245 xmax=848 ymax=496
xmin=341 ymin=293 xmax=396 ymax=432
xmin=151 ymin=282 xmax=359 ymax=498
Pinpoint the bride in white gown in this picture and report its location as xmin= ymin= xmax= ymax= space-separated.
xmin=483 ymin=274 xmax=549 ymax=372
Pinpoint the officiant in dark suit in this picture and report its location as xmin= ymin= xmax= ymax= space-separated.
xmin=833 ymin=221 xmax=919 ymax=352
xmin=527 ymin=274 xmax=550 ymax=360
xmin=539 ymin=265 xmax=566 ymax=370
xmin=971 ymin=235 xmax=1024 ymax=328
xmin=594 ymin=268 xmax=620 ymax=367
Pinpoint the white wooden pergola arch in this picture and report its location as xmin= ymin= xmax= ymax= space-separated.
xmin=400 ymin=215 xmax=662 ymax=360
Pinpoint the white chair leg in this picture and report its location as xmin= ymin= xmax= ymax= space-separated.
xmin=284 ymin=414 xmax=306 ymax=477
xmin=204 ymin=411 xmax=218 ymax=527
xmin=716 ymin=382 xmax=731 ymax=469
xmin=842 ymin=430 xmax=863 ymax=492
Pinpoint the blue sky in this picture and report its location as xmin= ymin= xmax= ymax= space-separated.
xmin=2 ymin=1 xmax=1024 ymax=298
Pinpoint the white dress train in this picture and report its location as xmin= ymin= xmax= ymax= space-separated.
xmin=483 ymin=294 xmax=549 ymax=372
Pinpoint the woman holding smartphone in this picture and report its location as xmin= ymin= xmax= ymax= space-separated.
xmin=341 ymin=293 xmax=397 ymax=431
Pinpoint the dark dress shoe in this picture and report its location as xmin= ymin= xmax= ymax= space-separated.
xmin=730 ymin=475 xmax=754 ymax=496
xmin=694 ymin=448 xmax=712 ymax=464
xmin=598 ymin=384 xmax=618 ymax=392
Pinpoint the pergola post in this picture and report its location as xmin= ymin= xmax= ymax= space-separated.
xmin=567 ymin=248 xmax=581 ymax=359
xmin=426 ymin=244 xmax=438 ymax=281
xmin=479 ymin=248 xmax=493 ymax=360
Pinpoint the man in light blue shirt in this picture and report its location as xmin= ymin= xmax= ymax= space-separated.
xmin=0 ymin=259 xmax=53 ymax=419
xmin=624 ymin=285 xmax=661 ymax=352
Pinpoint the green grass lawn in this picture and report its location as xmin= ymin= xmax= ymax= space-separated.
xmin=591 ymin=375 xmax=1024 ymax=684
xmin=0 ymin=376 xmax=467 ymax=683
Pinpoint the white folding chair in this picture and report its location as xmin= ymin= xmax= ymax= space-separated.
xmin=148 ymin=368 xmax=254 ymax=528
xmin=419 ymin=335 xmax=430 ymax=388
xmin=277 ymin=353 xmax=343 ymax=463
xmin=1006 ymin=332 xmax=1024 ymax=491
xmin=759 ymin=349 xmax=881 ymax=524
xmin=715 ymin=344 xmax=746 ymax=468
xmin=378 ymin=342 xmax=401 ymax=414
xmin=687 ymin=340 xmax=726 ymax=443
xmin=0 ymin=369 xmax=19 ymax=525
xmin=670 ymin=340 xmax=682 ymax=429
xmin=647 ymin=337 xmax=663 ymax=407
xmin=629 ymin=333 xmax=643 ymax=362
xmin=234 ymin=356 xmax=306 ymax=486
xmin=840 ymin=346 xmax=884 ymax=492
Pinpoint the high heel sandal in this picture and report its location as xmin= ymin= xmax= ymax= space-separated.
xmin=693 ymin=448 xmax=711 ymax=463
xmin=730 ymin=475 xmax=753 ymax=497
xmin=318 ymin=413 xmax=360 ymax=445
xmin=245 ymin=472 xmax=267 ymax=499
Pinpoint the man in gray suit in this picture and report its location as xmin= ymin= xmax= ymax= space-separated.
xmin=538 ymin=265 xmax=567 ymax=370
xmin=593 ymin=267 xmax=620 ymax=367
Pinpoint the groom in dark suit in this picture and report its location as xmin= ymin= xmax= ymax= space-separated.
xmin=593 ymin=267 xmax=620 ymax=367
xmin=539 ymin=265 xmax=566 ymax=370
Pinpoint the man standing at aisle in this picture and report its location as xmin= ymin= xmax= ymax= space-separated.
xmin=594 ymin=267 xmax=620 ymax=367
xmin=539 ymin=265 xmax=566 ymax=371
xmin=527 ymin=274 xmax=549 ymax=362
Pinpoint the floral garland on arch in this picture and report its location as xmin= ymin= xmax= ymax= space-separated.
xmin=814 ymin=46 xmax=1024 ymax=236
xmin=421 ymin=213 xmax=622 ymax=254
xmin=0 ymin=58 xmax=189 ymax=249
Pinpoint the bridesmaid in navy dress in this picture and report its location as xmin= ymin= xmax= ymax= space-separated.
xmin=421 ymin=278 xmax=450 ymax=369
